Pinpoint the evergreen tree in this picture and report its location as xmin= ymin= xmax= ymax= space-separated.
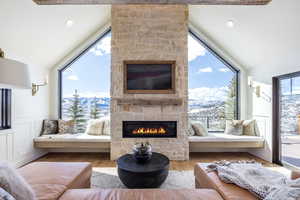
xmin=225 ymin=77 xmax=237 ymax=120
xmin=65 ymin=90 xmax=87 ymax=133
xmin=90 ymin=97 xmax=101 ymax=119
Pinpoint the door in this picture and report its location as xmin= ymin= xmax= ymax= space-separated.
xmin=273 ymin=72 xmax=300 ymax=167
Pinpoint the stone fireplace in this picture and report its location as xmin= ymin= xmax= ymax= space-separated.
xmin=110 ymin=5 xmax=189 ymax=160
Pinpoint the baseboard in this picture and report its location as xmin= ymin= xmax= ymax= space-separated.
xmin=14 ymin=150 xmax=48 ymax=168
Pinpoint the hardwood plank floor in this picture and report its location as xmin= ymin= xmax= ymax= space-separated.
xmin=35 ymin=152 xmax=276 ymax=170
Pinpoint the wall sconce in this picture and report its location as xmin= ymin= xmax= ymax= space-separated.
xmin=32 ymin=76 xmax=48 ymax=96
xmin=248 ymin=76 xmax=261 ymax=98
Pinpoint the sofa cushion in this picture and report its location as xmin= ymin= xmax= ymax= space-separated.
xmin=59 ymin=188 xmax=223 ymax=200
xmin=189 ymin=133 xmax=264 ymax=142
xmin=34 ymin=133 xmax=111 ymax=143
xmin=225 ymin=120 xmax=244 ymax=136
xmin=19 ymin=162 xmax=92 ymax=200
xmin=194 ymin=163 xmax=258 ymax=200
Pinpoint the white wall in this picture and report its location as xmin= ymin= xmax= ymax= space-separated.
xmin=248 ymin=81 xmax=273 ymax=162
xmin=0 ymin=66 xmax=49 ymax=167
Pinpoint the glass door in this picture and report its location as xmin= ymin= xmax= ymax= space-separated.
xmin=274 ymin=72 xmax=300 ymax=167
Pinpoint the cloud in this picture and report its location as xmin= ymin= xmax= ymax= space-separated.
xmin=67 ymin=75 xmax=78 ymax=81
xmin=89 ymin=35 xmax=111 ymax=56
xmin=198 ymin=67 xmax=213 ymax=73
xmin=188 ymin=35 xmax=206 ymax=62
xmin=188 ymin=87 xmax=229 ymax=103
xmin=219 ymin=68 xmax=230 ymax=72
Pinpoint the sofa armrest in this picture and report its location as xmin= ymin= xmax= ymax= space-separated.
xmin=194 ymin=163 xmax=258 ymax=200
xmin=291 ymin=171 xmax=300 ymax=180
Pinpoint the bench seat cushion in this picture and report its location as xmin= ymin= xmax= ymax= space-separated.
xmin=59 ymin=188 xmax=223 ymax=200
xmin=189 ymin=133 xmax=264 ymax=142
xmin=34 ymin=133 xmax=111 ymax=143
xmin=19 ymin=162 xmax=92 ymax=200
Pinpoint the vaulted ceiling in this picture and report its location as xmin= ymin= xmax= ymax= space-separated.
xmin=0 ymin=0 xmax=299 ymax=82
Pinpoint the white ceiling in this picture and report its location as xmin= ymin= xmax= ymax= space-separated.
xmin=0 ymin=0 xmax=110 ymax=73
xmin=190 ymin=0 xmax=300 ymax=82
xmin=1 ymin=0 xmax=299 ymax=83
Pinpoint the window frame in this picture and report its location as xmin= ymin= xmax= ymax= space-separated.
xmin=58 ymin=28 xmax=111 ymax=119
xmin=188 ymin=29 xmax=240 ymax=124
xmin=0 ymin=89 xmax=12 ymax=130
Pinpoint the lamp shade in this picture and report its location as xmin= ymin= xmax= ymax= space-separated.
xmin=0 ymin=57 xmax=31 ymax=89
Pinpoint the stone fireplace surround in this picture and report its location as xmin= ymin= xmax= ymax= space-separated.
xmin=110 ymin=5 xmax=189 ymax=160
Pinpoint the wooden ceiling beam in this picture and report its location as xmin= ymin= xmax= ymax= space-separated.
xmin=33 ymin=0 xmax=272 ymax=5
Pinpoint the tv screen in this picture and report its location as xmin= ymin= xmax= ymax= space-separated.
xmin=124 ymin=61 xmax=175 ymax=93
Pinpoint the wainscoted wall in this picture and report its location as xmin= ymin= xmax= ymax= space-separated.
xmin=110 ymin=5 xmax=189 ymax=160
xmin=0 ymin=67 xmax=49 ymax=167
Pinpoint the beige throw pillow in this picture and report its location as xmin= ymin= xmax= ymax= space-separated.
xmin=243 ymin=119 xmax=257 ymax=136
xmin=225 ymin=120 xmax=244 ymax=136
xmin=58 ymin=120 xmax=75 ymax=134
xmin=192 ymin=123 xmax=208 ymax=136
xmin=0 ymin=162 xmax=36 ymax=200
xmin=85 ymin=119 xmax=104 ymax=136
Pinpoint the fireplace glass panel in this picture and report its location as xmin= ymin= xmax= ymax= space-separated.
xmin=123 ymin=121 xmax=177 ymax=138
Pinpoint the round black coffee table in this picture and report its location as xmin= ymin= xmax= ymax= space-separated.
xmin=117 ymin=152 xmax=169 ymax=188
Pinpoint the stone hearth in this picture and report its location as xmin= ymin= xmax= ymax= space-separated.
xmin=110 ymin=5 xmax=189 ymax=160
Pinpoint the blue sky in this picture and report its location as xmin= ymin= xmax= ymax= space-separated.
xmin=62 ymin=32 xmax=235 ymax=101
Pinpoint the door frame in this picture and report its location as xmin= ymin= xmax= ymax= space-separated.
xmin=272 ymin=71 xmax=300 ymax=165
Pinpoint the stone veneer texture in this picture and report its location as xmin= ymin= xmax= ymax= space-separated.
xmin=110 ymin=5 xmax=189 ymax=160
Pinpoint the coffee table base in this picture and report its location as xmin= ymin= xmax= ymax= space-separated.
xmin=118 ymin=167 xmax=169 ymax=188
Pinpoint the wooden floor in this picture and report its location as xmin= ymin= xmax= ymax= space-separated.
xmin=35 ymin=152 xmax=275 ymax=170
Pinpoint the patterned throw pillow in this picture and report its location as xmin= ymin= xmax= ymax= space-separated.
xmin=0 ymin=188 xmax=15 ymax=200
xmin=192 ymin=123 xmax=208 ymax=136
xmin=102 ymin=117 xmax=110 ymax=136
xmin=225 ymin=120 xmax=244 ymax=136
xmin=243 ymin=119 xmax=257 ymax=136
xmin=186 ymin=122 xmax=195 ymax=136
xmin=0 ymin=162 xmax=36 ymax=200
xmin=85 ymin=119 xmax=104 ymax=136
xmin=58 ymin=120 xmax=75 ymax=134
xmin=41 ymin=120 xmax=58 ymax=135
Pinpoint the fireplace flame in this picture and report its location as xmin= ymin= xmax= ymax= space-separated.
xmin=132 ymin=127 xmax=167 ymax=135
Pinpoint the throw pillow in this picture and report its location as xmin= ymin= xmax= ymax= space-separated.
xmin=41 ymin=120 xmax=58 ymax=135
xmin=224 ymin=120 xmax=244 ymax=136
xmin=85 ymin=119 xmax=104 ymax=136
xmin=192 ymin=123 xmax=208 ymax=136
xmin=243 ymin=119 xmax=257 ymax=136
xmin=58 ymin=120 xmax=75 ymax=134
xmin=0 ymin=162 xmax=36 ymax=200
xmin=102 ymin=117 xmax=110 ymax=136
xmin=186 ymin=122 xmax=195 ymax=136
xmin=0 ymin=188 xmax=15 ymax=200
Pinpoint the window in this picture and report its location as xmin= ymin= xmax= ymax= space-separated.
xmin=59 ymin=30 xmax=111 ymax=133
xmin=0 ymin=89 xmax=11 ymax=130
xmin=188 ymin=31 xmax=239 ymax=132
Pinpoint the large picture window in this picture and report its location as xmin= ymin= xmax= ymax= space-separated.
xmin=0 ymin=89 xmax=11 ymax=130
xmin=188 ymin=31 xmax=239 ymax=132
xmin=59 ymin=30 xmax=111 ymax=133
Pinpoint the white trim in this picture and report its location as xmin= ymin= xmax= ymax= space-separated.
xmin=49 ymin=22 xmax=111 ymax=118
xmin=189 ymin=22 xmax=249 ymax=120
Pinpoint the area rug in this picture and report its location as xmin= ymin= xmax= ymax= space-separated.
xmin=92 ymin=168 xmax=195 ymax=189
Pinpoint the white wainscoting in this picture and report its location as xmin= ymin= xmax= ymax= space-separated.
xmin=0 ymin=131 xmax=14 ymax=162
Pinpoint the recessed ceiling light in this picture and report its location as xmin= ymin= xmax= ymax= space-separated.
xmin=66 ymin=20 xmax=74 ymax=28
xmin=226 ymin=20 xmax=235 ymax=28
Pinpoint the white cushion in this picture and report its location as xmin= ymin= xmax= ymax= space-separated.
xmin=34 ymin=133 xmax=111 ymax=143
xmin=189 ymin=132 xmax=265 ymax=142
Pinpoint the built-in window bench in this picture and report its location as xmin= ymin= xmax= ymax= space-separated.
xmin=34 ymin=133 xmax=110 ymax=151
xmin=34 ymin=132 xmax=265 ymax=152
xmin=189 ymin=132 xmax=265 ymax=152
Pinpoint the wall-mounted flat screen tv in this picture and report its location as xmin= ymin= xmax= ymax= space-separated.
xmin=124 ymin=61 xmax=175 ymax=94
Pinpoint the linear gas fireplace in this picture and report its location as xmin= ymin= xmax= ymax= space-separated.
xmin=123 ymin=121 xmax=177 ymax=138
